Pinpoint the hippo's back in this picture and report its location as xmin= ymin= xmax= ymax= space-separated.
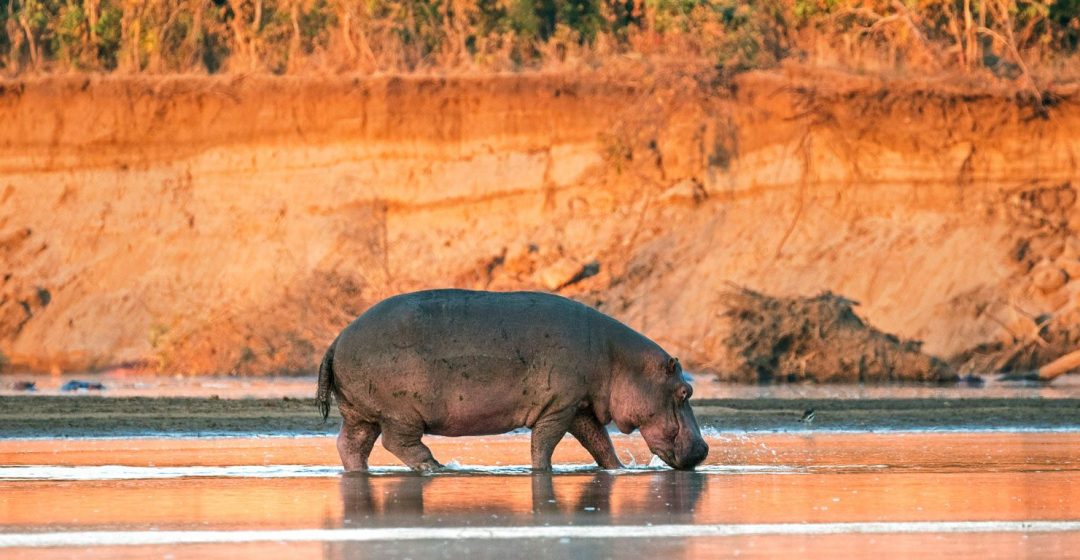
xmin=341 ymin=289 xmax=604 ymax=356
xmin=334 ymin=289 xmax=629 ymax=385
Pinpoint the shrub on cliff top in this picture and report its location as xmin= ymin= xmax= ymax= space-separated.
xmin=0 ymin=0 xmax=1077 ymax=83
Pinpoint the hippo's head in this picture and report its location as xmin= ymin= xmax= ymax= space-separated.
xmin=611 ymin=355 xmax=709 ymax=470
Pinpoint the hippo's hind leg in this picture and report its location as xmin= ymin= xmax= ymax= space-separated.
xmin=338 ymin=421 xmax=381 ymax=472
xmin=569 ymin=412 xmax=623 ymax=469
xmin=381 ymin=422 xmax=442 ymax=472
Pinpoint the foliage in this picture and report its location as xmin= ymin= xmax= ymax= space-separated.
xmin=0 ymin=0 xmax=1077 ymax=81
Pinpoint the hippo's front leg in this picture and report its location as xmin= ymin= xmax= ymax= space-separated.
xmin=530 ymin=409 xmax=577 ymax=470
xmin=569 ymin=412 xmax=623 ymax=469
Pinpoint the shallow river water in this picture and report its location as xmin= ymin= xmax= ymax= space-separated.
xmin=1 ymin=431 xmax=1078 ymax=559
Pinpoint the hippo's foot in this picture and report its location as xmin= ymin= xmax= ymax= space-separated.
xmin=415 ymin=459 xmax=443 ymax=473
xmin=381 ymin=426 xmax=444 ymax=473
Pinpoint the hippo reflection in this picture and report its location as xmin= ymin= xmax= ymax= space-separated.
xmin=338 ymin=471 xmax=707 ymax=527
xmin=328 ymin=472 xmax=705 ymax=560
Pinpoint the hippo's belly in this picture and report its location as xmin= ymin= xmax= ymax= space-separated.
xmin=404 ymin=354 xmax=573 ymax=436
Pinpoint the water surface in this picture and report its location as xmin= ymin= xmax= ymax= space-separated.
xmin=1 ymin=432 xmax=1078 ymax=559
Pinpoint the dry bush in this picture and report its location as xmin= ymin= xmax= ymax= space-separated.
xmin=1 ymin=0 xmax=1076 ymax=84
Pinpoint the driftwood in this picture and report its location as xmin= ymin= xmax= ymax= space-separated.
xmin=999 ymin=348 xmax=1080 ymax=382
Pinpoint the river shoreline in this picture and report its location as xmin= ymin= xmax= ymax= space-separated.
xmin=1 ymin=396 xmax=1078 ymax=438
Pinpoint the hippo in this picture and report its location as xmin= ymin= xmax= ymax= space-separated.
xmin=316 ymin=289 xmax=709 ymax=472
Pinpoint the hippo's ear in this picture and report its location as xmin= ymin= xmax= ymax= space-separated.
xmin=666 ymin=357 xmax=680 ymax=374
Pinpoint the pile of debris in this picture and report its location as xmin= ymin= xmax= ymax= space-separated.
xmin=714 ymin=286 xmax=957 ymax=383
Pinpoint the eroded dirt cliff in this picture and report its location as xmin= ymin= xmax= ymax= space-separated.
xmin=1 ymin=69 xmax=1078 ymax=378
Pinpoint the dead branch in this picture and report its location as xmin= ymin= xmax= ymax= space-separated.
xmin=1000 ymin=347 xmax=1080 ymax=382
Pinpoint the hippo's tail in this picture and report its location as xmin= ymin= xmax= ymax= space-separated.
xmin=316 ymin=336 xmax=339 ymax=421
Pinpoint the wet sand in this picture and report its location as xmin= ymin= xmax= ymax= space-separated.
xmin=1 ymin=395 xmax=1079 ymax=437
xmin=1 ymin=433 xmax=1079 ymax=559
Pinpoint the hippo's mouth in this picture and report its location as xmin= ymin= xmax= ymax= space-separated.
xmin=655 ymin=448 xmax=708 ymax=471
xmin=644 ymin=434 xmax=691 ymax=470
xmin=641 ymin=403 xmax=708 ymax=470
xmin=647 ymin=431 xmax=708 ymax=470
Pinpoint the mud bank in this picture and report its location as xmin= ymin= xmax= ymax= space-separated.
xmin=2 ymin=70 xmax=1080 ymax=378
xmin=1 ymin=396 xmax=1078 ymax=438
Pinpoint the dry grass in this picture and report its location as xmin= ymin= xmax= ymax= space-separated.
xmin=1 ymin=0 xmax=1077 ymax=92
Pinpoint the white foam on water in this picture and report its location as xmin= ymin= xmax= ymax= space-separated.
xmin=0 ymin=465 xmax=348 ymax=480
xmin=0 ymin=463 xmax=801 ymax=481
xmin=647 ymin=454 xmax=668 ymax=468
xmin=0 ymin=432 xmax=339 ymax=442
xmin=698 ymin=426 xmax=1080 ymax=437
xmin=3 ymin=521 xmax=1080 ymax=547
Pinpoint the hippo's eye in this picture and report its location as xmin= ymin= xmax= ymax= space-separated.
xmin=675 ymin=384 xmax=691 ymax=403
